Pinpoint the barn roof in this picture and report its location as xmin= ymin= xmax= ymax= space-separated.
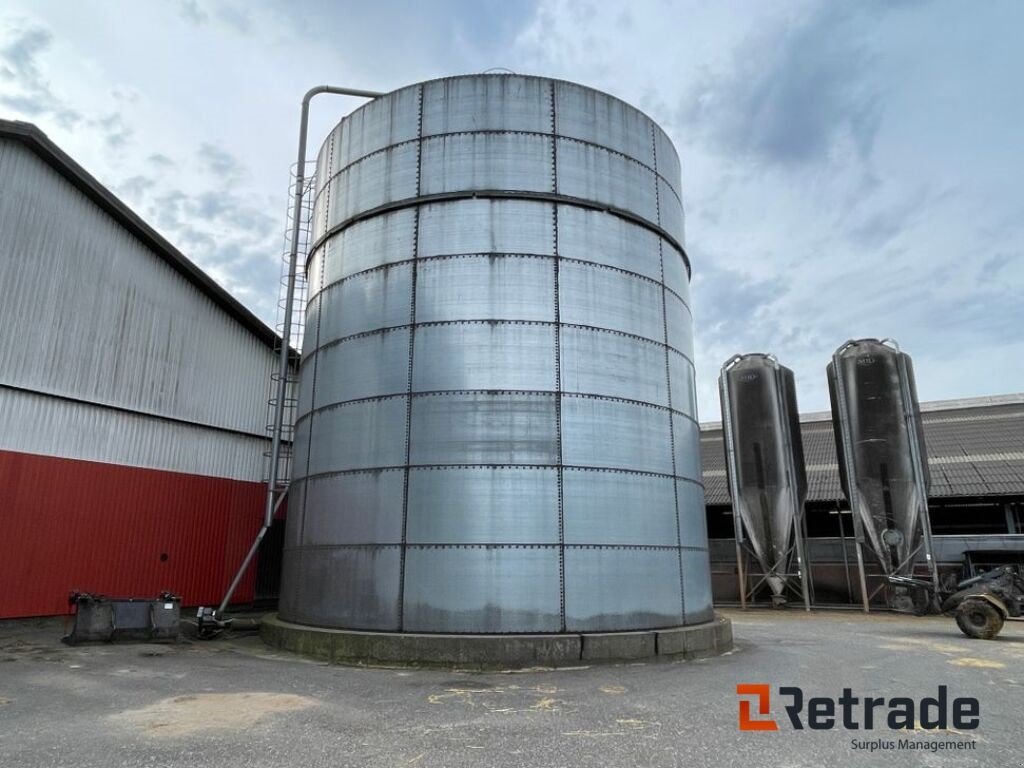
xmin=701 ymin=393 xmax=1024 ymax=503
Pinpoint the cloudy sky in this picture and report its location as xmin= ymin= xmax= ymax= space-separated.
xmin=2 ymin=0 xmax=1021 ymax=419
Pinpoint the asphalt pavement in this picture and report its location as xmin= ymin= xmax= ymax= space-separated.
xmin=0 ymin=609 xmax=1021 ymax=767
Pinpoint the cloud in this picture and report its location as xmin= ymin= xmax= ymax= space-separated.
xmin=116 ymin=141 xmax=282 ymax=323
xmin=91 ymin=112 xmax=133 ymax=150
xmin=842 ymin=185 xmax=934 ymax=250
xmin=2 ymin=0 xmax=1020 ymax=417
xmin=147 ymin=152 xmax=176 ymax=168
xmin=978 ymin=253 xmax=1011 ymax=283
xmin=691 ymin=260 xmax=788 ymax=349
xmin=0 ymin=22 xmax=49 ymax=77
xmin=266 ymin=0 xmax=540 ymax=81
xmin=678 ymin=3 xmax=887 ymax=168
xmin=115 ymin=174 xmax=155 ymax=203
xmin=198 ymin=142 xmax=242 ymax=178
xmin=176 ymin=0 xmax=208 ymax=25
xmin=0 ymin=18 xmax=79 ymax=127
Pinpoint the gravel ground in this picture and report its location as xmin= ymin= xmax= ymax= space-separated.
xmin=0 ymin=609 xmax=1021 ymax=768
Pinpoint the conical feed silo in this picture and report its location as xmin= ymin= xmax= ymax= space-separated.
xmin=719 ymin=353 xmax=810 ymax=609
xmin=827 ymin=338 xmax=939 ymax=611
xmin=278 ymin=75 xmax=715 ymax=648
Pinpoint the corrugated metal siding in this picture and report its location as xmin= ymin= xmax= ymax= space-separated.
xmin=702 ymin=399 xmax=1024 ymax=504
xmin=0 ymin=448 xmax=263 ymax=618
xmin=0 ymin=387 xmax=265 ymax=481
xmin=0 ymin=139 xmax=275 ymax=438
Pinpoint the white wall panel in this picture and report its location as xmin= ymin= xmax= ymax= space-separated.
xmin=0 ymin=140 xmax=278 ymax=439
xmin=0 ymin=387 xmax=265 ymax=481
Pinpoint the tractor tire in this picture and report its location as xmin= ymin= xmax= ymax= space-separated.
xmin=955 ymin=599 xmax=1005 ymax=640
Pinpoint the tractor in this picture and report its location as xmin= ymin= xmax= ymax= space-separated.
xmin=889 ymin=550 xmax=1024 ymax=640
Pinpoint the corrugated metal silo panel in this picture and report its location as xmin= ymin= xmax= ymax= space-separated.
xmin=559 ymin=327 xmax=668 ymax=406
xmin=409 ymin=393 xmax=558 ymax=465
xmin=562 ymin=469 xmax=678 ymax=545
xmin=662 ymin=246 xmax=691 ymax=304
xmin=412 ymin=323 xmax=556 ymax=392
xmin=419 ymin=133 xmax=554 ymax=195
xmin=421 ymin=75 xmax=552 ymax=135
xmin=330 ymin=84 xmax=421 ymax=172
xmin=665 ymin=294 xmax=695 ymax=360
xmin=561 ymin=397 xmax=673 ymax=474
xmin=306 ymin=247 xmax=325 ymax=295
xmin=279 ymin=545 xmax=402 ymax=630
xmin=414 ymin=256 xmax=554 ymax=323
xmin=653 ymin=125 xmax=682 ymax=200
xmin=555 ymin=139 xmax=659 ymax=225
xmin=313 ymin=328 xmax=410 ymax=406
xmin=563 ymin=547 xmax=682 ymax=632
xmin=307 ymin=399 xmax=408 ymax=474
xmin=290 ymin=415 xmax=311 ymax=481
xmin=681 ymin=548 xmax=715 ymax=624
xmin=673 ymin=414 xmax=703 ymax=481
xmin=669 ymin=353 xmax=699 ymax=418
xmin=677 ymin=482 xmax=709 ymax=548
xmin=405 ymin=467 xmax=559 ymax=544
xmin=553 ymin=81 xmax=655 ymax=166
xmin=417 ymin=199 xmax=555 ymax=257
xmin=324 ymin=141 xmax=419 ymax=226
xmin=297 ymin=353 xmax=316 ymax=420
xmin=283 ymin=478 xmax=306 ymax=549
xmin=317 ymin=208 xmax=417 ymax=287
xmin=402 ymin=546 xmax=562 ymax=633
xmin=316 ymin=263 xmax=413 ymax=342
xmin=556 ymin=204 xmax=662 ymax=281
xmin=300 ymin=470 xmax=405 ymax=545
xmin=558 ymin=261 xmax=664 ymax=341
xmin=658 ymin=177 xmax=685 ymax=244
xmin=301 ymin=293 xmax=321 ymax=356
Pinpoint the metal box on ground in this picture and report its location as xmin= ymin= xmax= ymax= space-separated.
xmin=63 ymin=592 xmax=181 ymax=644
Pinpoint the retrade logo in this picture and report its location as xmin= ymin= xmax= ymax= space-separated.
xmin=737 ymin=684 xmax=778 ymax=731
xmin=736 ymin=684 xmax=979 ymax=732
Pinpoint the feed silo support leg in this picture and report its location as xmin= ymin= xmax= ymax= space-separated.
xmin=213 ymin=84 xmax=384 ymax=623
xmin=837 ymin=507 xmax=854 ymax=605
xmin=854 ymin=539 xmax=870 ymax=613
xmin=735 ymin=536 xmax=747 ymax=609
xmin=793 ymin=514 xmax=811 ymax=611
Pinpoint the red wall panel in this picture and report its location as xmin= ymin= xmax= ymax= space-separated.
xmin=0 ymin=449 xmax=265 ymax=619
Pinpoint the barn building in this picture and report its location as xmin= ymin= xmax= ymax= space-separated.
xmin=701 ymin=394 xmax=1024 ymax=605
xmin=0 ymin=120 xmax=280 ymax=619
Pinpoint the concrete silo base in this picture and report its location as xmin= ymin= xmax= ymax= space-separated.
xmin=259 ymin=614 xmax=732 ymax=669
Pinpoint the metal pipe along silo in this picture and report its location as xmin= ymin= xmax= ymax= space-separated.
xmin=278 ymin=74 xmax=713 ymax=639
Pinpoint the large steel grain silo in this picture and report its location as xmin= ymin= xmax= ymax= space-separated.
xmin=278 ymin=74 xmax=713 ymax=644
xmin=719 ymin=354 xmax=810 ymax=609
xmin=827 ymin=338 xmax=939 ymax=612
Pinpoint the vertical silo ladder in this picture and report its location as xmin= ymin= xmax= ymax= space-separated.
xmin=262 ymin=161 xmax=315 ymax=490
